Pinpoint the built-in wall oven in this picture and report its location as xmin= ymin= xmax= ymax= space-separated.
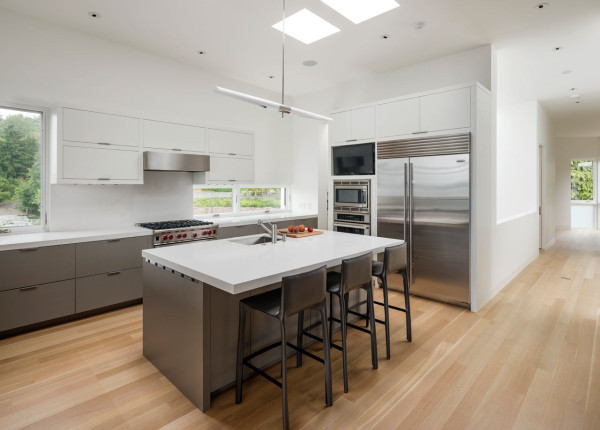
xmin=333 ymin=180 xmax=371 ymax=236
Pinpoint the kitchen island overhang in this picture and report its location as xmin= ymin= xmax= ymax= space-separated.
xmin=141 ymin=231 xmax=402 ymax=412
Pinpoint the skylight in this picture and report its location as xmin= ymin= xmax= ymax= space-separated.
xmin=321 ymin=0 xmax=400 ymax=24
xmin=272 ymin=9 xmax=340 ymax=44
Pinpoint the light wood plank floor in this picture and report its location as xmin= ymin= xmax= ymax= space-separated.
xmin=1 ymin=229 xmax=599 ymax=429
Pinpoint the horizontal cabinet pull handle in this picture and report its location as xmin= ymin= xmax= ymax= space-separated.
xmin=172 ymin=148 xmax=182 ymax=151
xmin=19 ymin=286 xmax=38 ymax=291
xmin=107 ymin=271 xmax=122 ymax=276
xmin=19 ymin=248 xmax=39 ymax=252
xmin=346 ymin=139 xmax=357 ymax=142
xmin=97 ymin=142 xmax=111 ymax=145
xmin=228 ymin=153 xmax=237 ymax=156
xmin=107 ymin=239 xmax=121 ymax=243
xmin=97 ymin=178 xmax=110 ymax=181
xmin=229 ymin=179 xmax=236 ymax=181
xmin=412 ymin=131 xmax=428 ymax=134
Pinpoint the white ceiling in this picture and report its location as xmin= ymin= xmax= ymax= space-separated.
xmin=0 ymin=0 xmax=599 ymax=135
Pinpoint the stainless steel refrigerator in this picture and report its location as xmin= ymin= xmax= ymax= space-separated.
xmin=377 ymin=133 xmax=470 ymax=308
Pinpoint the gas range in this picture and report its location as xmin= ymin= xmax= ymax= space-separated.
xmin=137 ymin=219 xmax=219 ymax=246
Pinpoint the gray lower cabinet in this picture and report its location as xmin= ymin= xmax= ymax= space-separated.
xmin=0 ymin=280 xmax=75 ymax=331
xmin=76 ymin=236 xmax=152 ymax=277
xmin=76 ymin=268 xmax=143 ymax=313
xmin=0 ymin=244 xmax=75 ymax=292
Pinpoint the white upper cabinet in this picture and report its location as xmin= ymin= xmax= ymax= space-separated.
xmin=62 ymin=108 xmax=139 ymax=147
xmin=376 ymin=97 xmax=420 ymax=138
xmin=331 ymin=107 xmax=375 ymax=143
xmin=62 ymin=146 xmax=141 ymax=182
xmin=419 ymin=87 xmax=471 ymax=133
xmin=143 ymin=120 xmax=206 ymax=153
xmin=207 ymin=129 xmax=253 ymax=156
xmin=207 ymin=156 xmax=254 ymax=182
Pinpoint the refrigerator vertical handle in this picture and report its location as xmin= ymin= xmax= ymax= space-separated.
xmin=409 ymin=162 xmax=414 ymax=287
xmin=403 ymin=163 xmax=408 ymax=243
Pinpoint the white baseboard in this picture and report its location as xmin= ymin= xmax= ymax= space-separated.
xmin=542 ymin=238 xmax=556 ymax=250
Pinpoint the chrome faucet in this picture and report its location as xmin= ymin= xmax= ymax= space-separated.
xmin=258 ymin=219 xmax=280 ymax=243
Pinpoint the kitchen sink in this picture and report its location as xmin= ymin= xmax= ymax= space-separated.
xmin=228 ymin=234 xmax=281 ymax=245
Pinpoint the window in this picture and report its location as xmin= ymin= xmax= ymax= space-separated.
xmin=193 ymin=187 xmax=233 ymax=215
xmin=240 ymin=188 xmax=285 ymax=212
xmin=193 ymin=184 xmax=288 ymax=216
xmin=570 ymin=160 xmax=595 ymax=201
xmin=0 ymin=106 xmax=44 ymax=231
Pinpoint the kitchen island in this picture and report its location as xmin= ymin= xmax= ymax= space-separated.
xmin=141 ymin=230 xmax=402 ymax=411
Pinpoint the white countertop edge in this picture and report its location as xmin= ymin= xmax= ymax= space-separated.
xmin=196 ymin=212 xmax=318 ymax=228
xmin=142 ymin=241 xmax=397 ymax=295
xmin=0 ymin=227 xmax=152 ymax=251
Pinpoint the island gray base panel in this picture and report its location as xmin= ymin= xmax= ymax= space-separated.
xmin=143 ymin=263 xmax=211 ymax=412
xmin=143 ymin=261 xmax=367 ymax=413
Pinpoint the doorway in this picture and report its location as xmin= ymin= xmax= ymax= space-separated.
xmin=570 ymin=159 xmax=598 ymax=229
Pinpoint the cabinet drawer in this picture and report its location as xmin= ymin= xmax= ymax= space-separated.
xmin=76 ymin=268 xmax=142 ymax=313
xmin=0 ymin=280 xmax=75 ymax=331
xmin=62 ymin=145 xmax=141 ymax=181
xmin=207 ymin=129 xmax=253 ymax=156
xmin=217 ymin=225 xmax=260 ymax=239
xmin=76 ymin=236 xmax=152 ymax=277
xmin=0 ymin=245 xmax=75 ymax=292
xmin=63 ymin=108 xmax=139 ymax=147
xmin=208 ymin=156 xmax=254 ymax=182
xmin=143 ymin=120 xmax=206 ymax=153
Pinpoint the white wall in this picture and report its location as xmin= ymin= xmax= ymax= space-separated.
xmin=555 ymin=137 xmax=600 ymax=229
xmin=292 ymin=45 xmax=495 ymax=228
xmin=538 ymin=105 xmax=556 ymax=248
xmin=0 ymin=9 xmax=293 ymax=230
xmin=496 ymin=102 xmax=538 ymax=223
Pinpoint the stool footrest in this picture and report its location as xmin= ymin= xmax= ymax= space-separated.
xmin=286 ymin=342 xmax=324 ymax=364
xmin=347 ymin=300 xmax=367 ymax=310
xmin=330 ymin=315 xmax=372 ymax=335
xmin=244 ymin=341 xmax=281 ymax=361
xmin=373 ymin=300 xmax=407 ymax=313
xmin=242 ymin=360 xmax=283 ymax=388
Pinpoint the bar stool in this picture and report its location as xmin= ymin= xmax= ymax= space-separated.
xmin=371 ymin=243 xmax=412 ymax=359
xmin=235 ymin=265 xmax=332 ymax=430
xmin=326 ymin=252 xmax=377 ymax=393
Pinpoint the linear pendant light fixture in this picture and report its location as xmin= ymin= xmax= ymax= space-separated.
xmin=214 ymin=0 xmax=332 ymax=122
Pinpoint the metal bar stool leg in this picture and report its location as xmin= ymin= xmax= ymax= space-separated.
xmin=366 ymin=286 xmax=378 ymax=369
xmin=296 ymin=310 xmax=304 ymax=367
xmin=280 ymin=319 xmax=290 ymax=430
xmin=340 ymin=292 xmax=349 ymax=393
xmin=382 ymin=272 xmax=391 ymax=359
xmin=235 ymin=302 xmax=247 ymax=404
xmin=320 ymin=301 xmax=333 ymax=406
xmin=403 ymin=271 xmax=412 ymax=342
xmin=328 ymin=292 xmax=333 ymax=348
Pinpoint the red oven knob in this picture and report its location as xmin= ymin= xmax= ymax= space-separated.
xmin=193 ymin=233 xmax=198 ymax=238
xmin=202 ymin=230 xmax=208 ymax=235
xmin=162 ymin=235 xmax=168 ymax=241
xmin=169 ymin=235 xmax=174 ymax=240
xmin=177 ymin=234 xmax=182 ymax=239
xmin=183 ymin=233 xmax=187 ymax=238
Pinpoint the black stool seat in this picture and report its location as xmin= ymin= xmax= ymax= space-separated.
xmin=326 ymin=272 xmax=341 ymax=292
xmin=371 ymin=260 xmax=384 ymax=277
xmin=241 ymin=289 xmax=281 ymax=317
xmin=236 ymin=265 xmax=332 ymax=430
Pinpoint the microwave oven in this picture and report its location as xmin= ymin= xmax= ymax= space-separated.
xmin=333 ymin=180 xmax=369 ymax=210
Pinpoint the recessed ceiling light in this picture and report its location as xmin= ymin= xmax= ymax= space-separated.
xmin=413 ymin=22 xmax=425 ymax=30
xmin=272 ymin=9 xmax=340 ymax=44
xmin=380 ymin=34 xmax=391 ymax=40
xmin=197 ymin=50 xmax=206 ymax=55
xmin=553 ymin=46 xmax=562 ymax=52
xmin=88 ymin=11 xmax=101 ymax=19
xmin=268 ymin=75 xmax=276 ymax=79
xmin=535 ymin=3 xmax=549 ymax=9
xmin=302 ymin=60 xmax=318 ymax=67
xmin=562 ymin=70 xmax=573 ymax=75
xmin=321 ymin=0 xmax=400 ymax=24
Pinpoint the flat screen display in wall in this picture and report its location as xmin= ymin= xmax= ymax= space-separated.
xmin=332 ymin=143 xmax=375 ymax=175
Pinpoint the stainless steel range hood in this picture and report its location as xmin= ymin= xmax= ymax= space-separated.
xmin=143 ymin=151 xmax=210 ymax=172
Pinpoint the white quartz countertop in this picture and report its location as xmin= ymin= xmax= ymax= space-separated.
xmin=196 ymin=211 xmax=318 ymax=228
xmin=0 ymin=227 xmax=152 ymax=251
xmin=142 ymin=230 xmax=403 ymax=295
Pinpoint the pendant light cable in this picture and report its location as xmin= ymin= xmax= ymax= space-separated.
xmin=281 ymin=0 xmax=286 ymax=116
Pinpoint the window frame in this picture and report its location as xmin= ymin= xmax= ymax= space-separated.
xmin=0 ymin=102 xmax=48 ymax=234
xmin=193 ymin=183 xmax=291 ymax=219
